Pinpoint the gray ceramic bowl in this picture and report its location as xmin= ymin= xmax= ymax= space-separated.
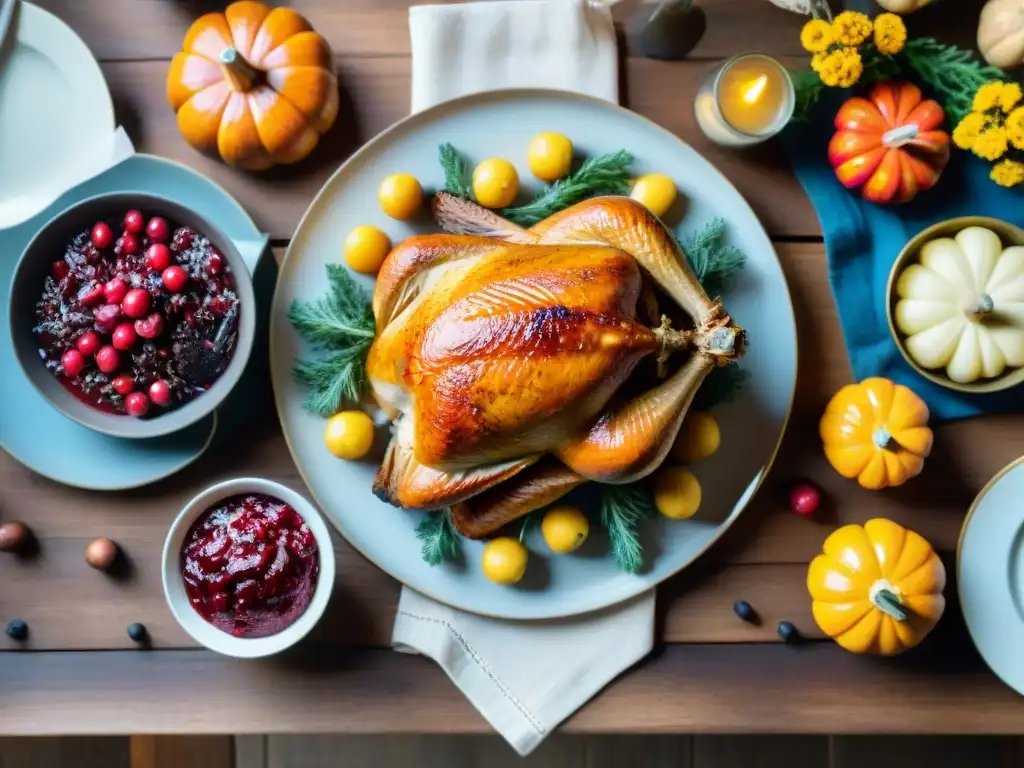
xmin=9 ymin=192 xmax=256 ymax=439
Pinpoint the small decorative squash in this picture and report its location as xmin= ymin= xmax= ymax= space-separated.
xmin=167 ymin=1 xmax=339 ymax=171
xmin=978 ymin=0 xmax=1024 ymax=68
xmin=828 ymin=81 xmax=950 ymax=204
xmin=895 ymin=226 xmax=1024 ymax=383
xmin=808 ymin=518 xmax=946 ymax=655
xmin=875 ymin=0 xmax=934 ymax=13
xmin=819 ymin=377 xmax=932 ymax=490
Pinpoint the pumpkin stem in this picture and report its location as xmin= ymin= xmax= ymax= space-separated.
xmin=219 ymin=47 xmax=257 ymax=92
xmin=882 ymin=124 xmax=919 ymax=148
xmin=965 ymin=293 xmax=995 ymax=319
xmin=872 ymin=427 xmax=892 ymax=450
xmin=869 ymin=580 xmax=908 ymax=622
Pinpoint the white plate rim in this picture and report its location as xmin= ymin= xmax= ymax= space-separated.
xmin=269 ymin=87 xmax=798 ymax=619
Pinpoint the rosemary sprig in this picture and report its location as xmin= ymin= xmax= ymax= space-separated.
xmin=600 ymin=484 xmax=656 ymax=574
xmin=289 ymin=264 xmax=376 ymax=417
xmin=439 ymin=143 xmax=474 ymax=199
xmin=416 ymin=509 xmax=462 ymax=566
xmin=502 ymin=150 xmax=634 ymax=226
xmin=902 ymin=38 xmax=1004 ymax=125
xmin=682 ymin=218 xmax=745 ymax=299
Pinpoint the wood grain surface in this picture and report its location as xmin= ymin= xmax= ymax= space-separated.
xmin=2 ymin=0 xmax=1020 ymax=736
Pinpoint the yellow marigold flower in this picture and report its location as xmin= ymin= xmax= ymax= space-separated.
xmin=873 ymin=13 xmax=906 ymax=55
xmin=953 ymin=112 xmax=986 ymax=150
xmin=991 ymin=159 xmax=1024 ymax=187
xmin=974 ymin=126 xmax=1009 ymax=161
xmin=834 ymin=47 xmax=863 ymax=89
xmin=801 ymin=19 xmax=833 ymax=53
xmin=831 ymin=11 xmax=872 ymax=47
xmin=999 ymin=82 xmax=1023 ymax=113
xmin=1007 ymin=107 xmax=1024 ymax=148
xmin=815 ymin=50 xmax=845 ymax=87
xmin=811 ymin=52 xmax=829 ymax=73
xmin=973 ymin=82 xmax=1005 ymax=113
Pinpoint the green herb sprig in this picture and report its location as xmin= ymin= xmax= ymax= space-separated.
xmin=601 ymin=485 xmax=657 ymax=574
xmin=416 ymin=509 xmax=462 ymax=566
xmin=681 ymin=218 xmax=745 ymax=299
xmin=288 ymin=264 xmax=376 ymax=417
xmin=439 ymin=143 xmax=473 ymax=199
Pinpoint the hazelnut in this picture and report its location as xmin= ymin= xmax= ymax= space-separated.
xmin=0 ymin=521 xmax=29 ymax=552
xmin=85 ymin=537 xmax=119 ymax=570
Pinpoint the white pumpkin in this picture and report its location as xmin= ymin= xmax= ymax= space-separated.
xmin=876 ymin=0 xmax=934 ymax=14
xmin=978 ymin=0 xmax=1024 ymax=69
xmin=895 ymin=226 xmax=1024 ymax=383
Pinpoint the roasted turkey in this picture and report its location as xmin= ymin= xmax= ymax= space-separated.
xmin=366 ymin=193 xmax=745 ymax=538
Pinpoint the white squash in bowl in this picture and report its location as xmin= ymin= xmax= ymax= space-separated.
xmin=978 ymin=0 xmax=1024 ymax=68
xmin=895 ymin=226 xmax=1024 ymax=383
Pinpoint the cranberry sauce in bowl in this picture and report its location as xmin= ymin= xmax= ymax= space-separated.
xmin=181 ymin=493 xmax=320 ymax=639
xmin=162 ymin=478 xmax=336 ymax=658
xmin=9 ymin=192 xmax=256 ymax=439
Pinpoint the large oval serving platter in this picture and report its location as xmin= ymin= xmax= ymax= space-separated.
xmin=270 ymin=89 xmax=797 ymax=620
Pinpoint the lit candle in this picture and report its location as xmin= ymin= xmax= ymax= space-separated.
xmin=694 ymin=53 xmax=795 ymax=147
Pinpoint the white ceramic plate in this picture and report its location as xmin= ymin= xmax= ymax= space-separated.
xmin=959 ymin=457 xmax=1024 ymax=693
xmin=0 ymin=2 xmax=114 ymax=228
xmin=270 ymin=89 xmax=797 ymax=620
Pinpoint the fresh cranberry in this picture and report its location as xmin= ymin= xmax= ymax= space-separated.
xmin=79 ymin=282 xmax=104 ymax=307
xmin=149 ymin=379 xmax=172 ymax=406
xmin=95 ymin=345 xmax=120 ymax=374
xmin=122 ymin=288 xmax=151 ymax=318
xmin=116 ymin=233 xmax=139 ymax=256
xmin=90 ymin=222 xmax=113 ymax=249
xmin=52 ymin=260 xmax=69 ymax=281
xmin=146 ymin=217 xmax=170 ymax=243
xmin=171 ymin=227 xmax=195 ymax=252
xmin=123 ymin=210 xmax=144 ymax=234
xmin=145 ymin=243 xmax=171 ymax=271
xmin=207 ymin=252 xmax=224 ymax=275
xmin=112 ymin=322 xmax=137 ymax=351
xmin=93 ymin=304 xmax=121 ymax=335
xmin=789 ymin=482 xmax=821 ymax=517
xmin=103 ymin=277 xmax=127 ymax=305
xmin=111 ymin=375 xmax=134 ymax=395
xmin=124 ymin=391 xmax=150 ymax=417
xmin=134 ymin=312 xmax=165 ymax=340
xmin=184 ymin=310 xmax=197 ymax=329
xmin=75 ymin=331 xmax=100 ymax=356
xmin=161 ymin=266 xmax=188 ymax=293
xmin=208 ymin=296 xmax=231 ymax=317
xmin=61 ymin=349 xmax=85 ymax=377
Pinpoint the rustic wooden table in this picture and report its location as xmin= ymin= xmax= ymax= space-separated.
xmin=3 ymin=0 xmax=1022 ymax=737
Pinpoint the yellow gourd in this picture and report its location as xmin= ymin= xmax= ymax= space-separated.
xmin=978 ymin=0 xmax=1024 ymax=68
xmin=808 ymin=518 xmax=946 ymax=655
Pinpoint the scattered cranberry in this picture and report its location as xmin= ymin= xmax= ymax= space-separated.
xmin=79 ymin=282 xmax=104 ymax=307
xmin=75 ymin=331 xmax=100 ymax=356
xmin=789 ymin=482 xmax=821 ymax=516
xmin=171 ymin=227 xmax=194 ymax=252
xmin=103 ymin=277 xmax=127 ymax=305
xmin=61 ymin=348 xmax=85 ymax=377
xmin=134 ymin=312 xmax=165 ymax=340
xmin=122 ymin=288 xmax=151 ymax=318
xmin=124 ymin=391 xmax=150 ymax=417
xmin=146 ymin=217 xmax=169 ymax=242
xmin=85 ymin=537 xmax=119 ymax=570
xmin=123 ymin=210 xmax=144 ymax=234
xmin=117 ymin=233 xmax=139 ymax=257
xmin=93 ymin=304 xmax=121 ymax=335
xmin=149 ymin=379 xmax=172 ymax=406
xmin=0 ymin=521 xmax=29 ymax=552
xmin=161 ymin=265 xmax=188 ymax=293
xmin=207 ymin=252 xmax=224 ymax=275
xmin=52 ymin=260 xmax=69 ymax=281
xmin=95 ymin=345 xmax=120 ymax=374
xmin=90 ymin=222 xmax=113 ymax=249
xmin=145 ymin=243 xmax=171 ymax=271
xmin=111 ymin=375 xmax=134 ymax=395
xmin=111 ymin=322 xmax=137 ymax=351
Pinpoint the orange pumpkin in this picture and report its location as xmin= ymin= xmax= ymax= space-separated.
xmin=167 ymin=1 xmax=339 ymax=171
xmin=828 ymin=81 xmax=950 ymax=204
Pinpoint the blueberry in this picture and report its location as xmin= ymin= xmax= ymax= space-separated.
xmin=127 ymin=623 xmax=148 ymax=643
xmin=5 ymin=619 xmax=28 ymax=641
xmin=733 ymin=600 xmax=755 ymax=622
xmin=777 ymin=620 xmax=800 ymax=643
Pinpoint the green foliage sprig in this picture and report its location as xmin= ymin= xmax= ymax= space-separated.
xmin=601 ymin=485 xmax=656 ymax=574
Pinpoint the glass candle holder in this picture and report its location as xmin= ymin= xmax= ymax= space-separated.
xmin=694 ymin=53 xmax=795 ymax=147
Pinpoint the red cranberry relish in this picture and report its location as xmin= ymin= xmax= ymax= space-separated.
xmin=181 ymin=494 xmax=320 ymax=639
xmin=33 ymin=209 xmax=240 ymax=417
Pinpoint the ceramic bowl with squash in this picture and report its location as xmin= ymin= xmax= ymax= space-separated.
xmin=886 ymin=216 xmax=1024 ymax=394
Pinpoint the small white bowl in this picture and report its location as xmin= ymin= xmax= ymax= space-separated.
xmin=161 ymin=477 xmax=336 ymax=659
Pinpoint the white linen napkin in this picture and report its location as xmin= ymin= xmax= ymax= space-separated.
xmin=394 ymin=1 xmax=655 ymax=757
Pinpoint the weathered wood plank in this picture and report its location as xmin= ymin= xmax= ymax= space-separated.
xmin=692 ymin=735 xmax=828 ymax=768
xmin=0 ymin=737 xmax=129 ymax=768
xmin=130 ymin=736 xmax=233 ymax=768
xmin=831 ymin=736 xmax=1019 ymax=768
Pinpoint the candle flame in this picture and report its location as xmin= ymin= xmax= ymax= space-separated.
xmin=741 ymin=75 xmax=769 ymax=105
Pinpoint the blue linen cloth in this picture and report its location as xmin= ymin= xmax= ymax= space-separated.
xmin=782 ymin=92 xmax=1024 ymax=421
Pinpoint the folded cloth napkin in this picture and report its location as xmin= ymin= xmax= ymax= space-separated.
xmin=782 ymin=93 xmax=1024 ymax=421
xmin=394 ymin=0 xmax=655 ymax=757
